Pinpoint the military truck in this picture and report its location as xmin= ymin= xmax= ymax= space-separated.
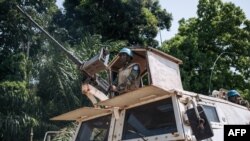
xmin=16 ymin=4 xmax=250 ymax=141
xmin=51 ymin=47 xmax=250 ymax=141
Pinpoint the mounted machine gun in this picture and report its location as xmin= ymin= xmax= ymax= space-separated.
xmin=15 ymin=4 xmax=110 ymax=105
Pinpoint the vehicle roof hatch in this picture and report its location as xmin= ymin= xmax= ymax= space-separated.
xmin=50 ymin=107 xmax=111 ymax=122
xmin=97 ymin=85 xmax=172 ymax=108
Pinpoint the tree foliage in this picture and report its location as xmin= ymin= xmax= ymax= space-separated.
xmin=0 ymin=54 xmax=39 ymax=141
xmin=1 ymin=0 xmax=250 ymax=140
xmin=1 ymin=0 xmax=129 ymax=140
xmin=161 ymin=0 xmax=250 ymax=98
xmin=54 ymin=0 xmax=172 ymax=47
xmin=0 ymin=0 xmax=60 ymax=140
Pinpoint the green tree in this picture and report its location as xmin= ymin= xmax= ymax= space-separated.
xmin=0 ymin=0 xmax=59 ymax=140
xmin=35 ymin=31 xmax=127 ymax=140
xmin=161 ymin=0 xmax=250 ymax=98
xmin=0 ymin=53 xmax=40 ymax=141
xmin=54 ymin=0 xmax=172 ymax=47
xmin=1 ymin=1 xmax=127 ymax=140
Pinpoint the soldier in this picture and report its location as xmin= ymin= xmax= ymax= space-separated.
xmin=110 ymin=47 xmax=141 ymax=95
xmin=227 ymin=89 xmax=249 ymax=108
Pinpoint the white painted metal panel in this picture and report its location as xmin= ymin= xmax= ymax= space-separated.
xmin=148 ymin=51 xmax=183 ymax=90
xmin=175 ymin=89 xmax=250 ymax=141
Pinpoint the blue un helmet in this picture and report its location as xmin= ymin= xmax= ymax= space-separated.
xmin=119 ymin=47 xmax=133 ymax=58
xmin=227 ymin=89 xmax=240 ymax=97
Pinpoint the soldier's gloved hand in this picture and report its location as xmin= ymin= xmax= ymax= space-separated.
xmin=239 ymin=100 xmax=249 ymax=107
xmin=109 ymin=85 xmax=117 ymax=92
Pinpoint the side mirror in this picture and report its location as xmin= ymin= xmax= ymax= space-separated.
xmin=186 ymin=105 xmax=214 ymax=140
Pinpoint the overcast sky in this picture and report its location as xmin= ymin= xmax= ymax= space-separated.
xmin=56 ymin=0 xmax=250 ymax=45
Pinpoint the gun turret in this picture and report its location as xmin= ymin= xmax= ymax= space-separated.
xmin=15 ymin=4 xmax=110 ymax=93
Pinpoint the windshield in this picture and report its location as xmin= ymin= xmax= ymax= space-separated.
xmin=122 ymin=97 xmax=177 ymax=140
xmin=75 ymin=115 xmax=111 ymax=141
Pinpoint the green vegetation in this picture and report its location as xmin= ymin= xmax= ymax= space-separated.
xmin=0 ymin=0 xmax=249 ymax=140
xmin=161 ymin=0 xmax=250 ymax=99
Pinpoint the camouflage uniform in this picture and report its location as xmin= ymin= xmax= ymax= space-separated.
xmin=116 ymin=63 xmax=140 ymax=94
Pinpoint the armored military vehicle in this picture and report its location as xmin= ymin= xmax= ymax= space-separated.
xmin=16 ymin=4 xmax=250 ymax=141
xmin=50 ymin=47 xmax=250 ymax=141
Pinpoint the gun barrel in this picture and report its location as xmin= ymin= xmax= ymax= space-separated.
xmin=16 ymin=4 xmax=111 ymax=93
xmin=15 ymin=4 xmax=83 ymax=66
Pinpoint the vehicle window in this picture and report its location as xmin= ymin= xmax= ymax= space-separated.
xmin=202 ymin=105 xmax=220 ymax=122
xmin=75 ymin=115 xmax=111 ymax=141
xmin=122 ymin=98 xmax=177 ymax=140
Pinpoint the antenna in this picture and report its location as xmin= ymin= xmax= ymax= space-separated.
xmin=208 ymin=52 xmax=230 ymax=95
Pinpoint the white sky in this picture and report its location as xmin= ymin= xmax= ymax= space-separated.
xmin=157 ymin=0 xmax=250 ymax=45
xmin=56 ymin=0 xmax=250 ymax=45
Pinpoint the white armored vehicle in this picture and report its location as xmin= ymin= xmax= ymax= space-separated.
xmin=15 ymin=5 xmax=250 ymax=141
xmin=51 ymin=47 xmax=250 ymax=141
